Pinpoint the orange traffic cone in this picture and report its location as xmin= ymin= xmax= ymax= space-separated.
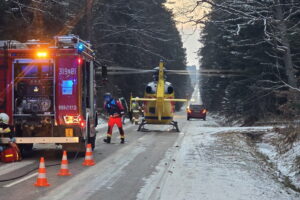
xmin=34 ymin=157 xmax=50 ymax=187
xmin=82 ymin=143 xmax=95 ymax=166
xmin=57 ymin=150 xmax=72 ymax=176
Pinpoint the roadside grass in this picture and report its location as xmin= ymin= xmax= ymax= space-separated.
xmin=238 ymin=124 xmax=300 ymax=192
xmin=274 ymin=125 xmax=300 ymax=154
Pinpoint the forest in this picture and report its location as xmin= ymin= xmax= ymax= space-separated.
xmin=197 ymin=0 xmax=300 ymax=123
xmin=0 ymin=0 xmax=191 ymax=108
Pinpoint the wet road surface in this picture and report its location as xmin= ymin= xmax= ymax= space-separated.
xmin=0 ymin=115 xmax=299 ymax=200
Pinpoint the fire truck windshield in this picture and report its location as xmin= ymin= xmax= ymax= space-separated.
xmin=21 ymin=65 xmax=38 ymax=77
xmin=15 ymin=63 xmax=53 ymax=78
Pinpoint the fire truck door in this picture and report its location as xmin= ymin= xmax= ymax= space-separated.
xmin=83 ymin=61 xmax=95 ymax=115
xmin=89 ymin=61 xmax=95 ymax=116
xmin=0 ymin=67 xmax=6 ymax=112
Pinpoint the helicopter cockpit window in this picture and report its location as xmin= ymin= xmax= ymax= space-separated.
xmin=145 ymin=82 xmax=157 ymax=94
xmin=164 ymin=82 xmax=174 ymax=94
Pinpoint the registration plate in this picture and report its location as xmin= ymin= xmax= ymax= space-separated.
xmin=65 ymin=128 xmax=73 ymax=137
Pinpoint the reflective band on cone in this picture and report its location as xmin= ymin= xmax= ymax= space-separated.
xmin=82 ymin=143 xmax=95 ymax=166
xmin=57 ymin=150 xmax=72 ymax=176
xmin=34 ymin=157 xmax=50 ymax=187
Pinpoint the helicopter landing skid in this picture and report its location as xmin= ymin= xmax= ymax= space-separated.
xmin=137 ymin=120 xmax=147 ymax=131
xmin=171 ymin=121 xmax=180 ymax=132
xmin=137 ymin=120 xmax=180 ymax=132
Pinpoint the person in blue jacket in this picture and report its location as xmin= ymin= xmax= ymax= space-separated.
xmin=103 ymin=93 xmax=125 ymax=144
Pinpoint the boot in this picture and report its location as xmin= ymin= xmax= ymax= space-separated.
xmin=103 ymin=137 xmax=111 ymax=143
xmin=120 ymin=138 xmax=125 ymax=144
xmin=119 ymin=127 xmax=125 ymax=144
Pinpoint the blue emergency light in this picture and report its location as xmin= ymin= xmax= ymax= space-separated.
xmin=77 ymin=43 xmax=85 ymax=53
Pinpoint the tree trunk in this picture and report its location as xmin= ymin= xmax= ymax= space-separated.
xmin=86 ymin=0 xmax=94 ymax=41
xmin=31 ymin=1 xmax=44 ymax=39
xmin=273 ymin=0 xmax=297 ymax=88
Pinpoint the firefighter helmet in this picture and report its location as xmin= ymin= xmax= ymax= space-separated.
xmin=0 ymin=113 xmax=9 ymax=124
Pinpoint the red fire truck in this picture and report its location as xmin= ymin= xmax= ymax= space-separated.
xmin=0 ymin=35 xmax=98 ymax=152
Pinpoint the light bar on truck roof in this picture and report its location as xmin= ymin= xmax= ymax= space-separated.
xmin=36 ymin=51 xmax=48 ymax=58
xmin=55 ymin=35 xmax=77 ymax=44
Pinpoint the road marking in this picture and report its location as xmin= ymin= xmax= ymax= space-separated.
xmin=0 ymin=161 xmax=35 ymax=176
xmin=3 ymin=123 xmax=134 ymax=188
xmin=137 ymin=129 xmax=186 ymax=199
xmin=3 ymin=172 xmax=38 ymax=188
xmin=38 ymin=135 xmax=148 ymax=200
xmin=174 ymin=115 xmax=186 ymax=119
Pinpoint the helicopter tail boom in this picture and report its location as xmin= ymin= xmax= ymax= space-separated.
xmin=131 ymin=98 xmax=187 ymax=102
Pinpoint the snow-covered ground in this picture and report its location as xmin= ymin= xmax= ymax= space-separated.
xmin=96 ymin=117 xmax=108 ymax=129
xmin=256 ymin=131 xmax=300 ymax=190
xmin=137 ymin=117 xmax=300 ymax=199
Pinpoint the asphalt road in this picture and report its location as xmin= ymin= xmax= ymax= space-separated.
xmin=0 ymin=112 xmax=299 ymax=200
xmin=1 ymin=84 xmax=299 ymax=200
xmin=0 ymin=116 xmax=185 ymax=200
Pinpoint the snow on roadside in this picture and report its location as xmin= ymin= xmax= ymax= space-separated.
xmin=96 ymin=117 xmax=107 ymax=130
xmin=137 ymin=127 xmax=218 ymax=200
xmin=137 ymin=120 xmax=299 ymax=199
xmin=256 ymin=131 xmax=300 ymax=190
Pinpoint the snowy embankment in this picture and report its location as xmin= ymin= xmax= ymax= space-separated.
xmin=256 ymin=130 xmax=300 ymax=190
xmin=137 ymin=118 xmax=299 ymax=199
xmin=210 ymin=112 xmax=300 ymax=191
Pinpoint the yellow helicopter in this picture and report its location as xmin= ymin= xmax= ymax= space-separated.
xmin=130 ymin=61 xmax=187 ymax=132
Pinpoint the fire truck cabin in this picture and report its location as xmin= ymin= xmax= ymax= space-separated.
xmin=0 ymin=35 xmax=97 ymax=152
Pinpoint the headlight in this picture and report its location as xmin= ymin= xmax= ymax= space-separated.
xmin=63 ymin=115 xmax=81 ymax=124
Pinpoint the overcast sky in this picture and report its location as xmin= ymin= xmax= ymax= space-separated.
xmin=179 ymin=27 xmax=201 ymax=68
xmin=165 ymin=0 xmax=206 ymax=68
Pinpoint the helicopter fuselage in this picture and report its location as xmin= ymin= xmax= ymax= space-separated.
xmin=143 ymin=81 xmax=175 ymax=124
xmin=130 ymin=61 xmax=186 ymax=131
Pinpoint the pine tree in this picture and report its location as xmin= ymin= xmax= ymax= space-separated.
xmin=198 ymin=0 xmax=300 ymax=121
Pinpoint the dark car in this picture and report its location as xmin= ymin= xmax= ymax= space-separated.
xmin=187 ymin=104 xmax=207 ymax=120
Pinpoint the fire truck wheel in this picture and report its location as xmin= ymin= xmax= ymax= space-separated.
xmin=62 ymin=143 xmax=85 ymax=155
xmin=20 ymin=144 xmax=33 ymax=156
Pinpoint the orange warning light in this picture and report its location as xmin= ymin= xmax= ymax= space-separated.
xmin=36 ymin=51 xmax=48 ymax=58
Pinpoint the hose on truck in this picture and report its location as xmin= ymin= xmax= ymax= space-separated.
xmin=0 ymin=150 xmax=81 ymax=182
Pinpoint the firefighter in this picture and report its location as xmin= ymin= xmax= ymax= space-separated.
xmin=0 ymin=113 xmax=15 ymax=152
xmin=131 ymin=100 xmax=141 ymax=125
xmin=103 ymin=93 xmax=125 ymax=144
xmin=118 ymin=97 xmax=128 ymax=124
